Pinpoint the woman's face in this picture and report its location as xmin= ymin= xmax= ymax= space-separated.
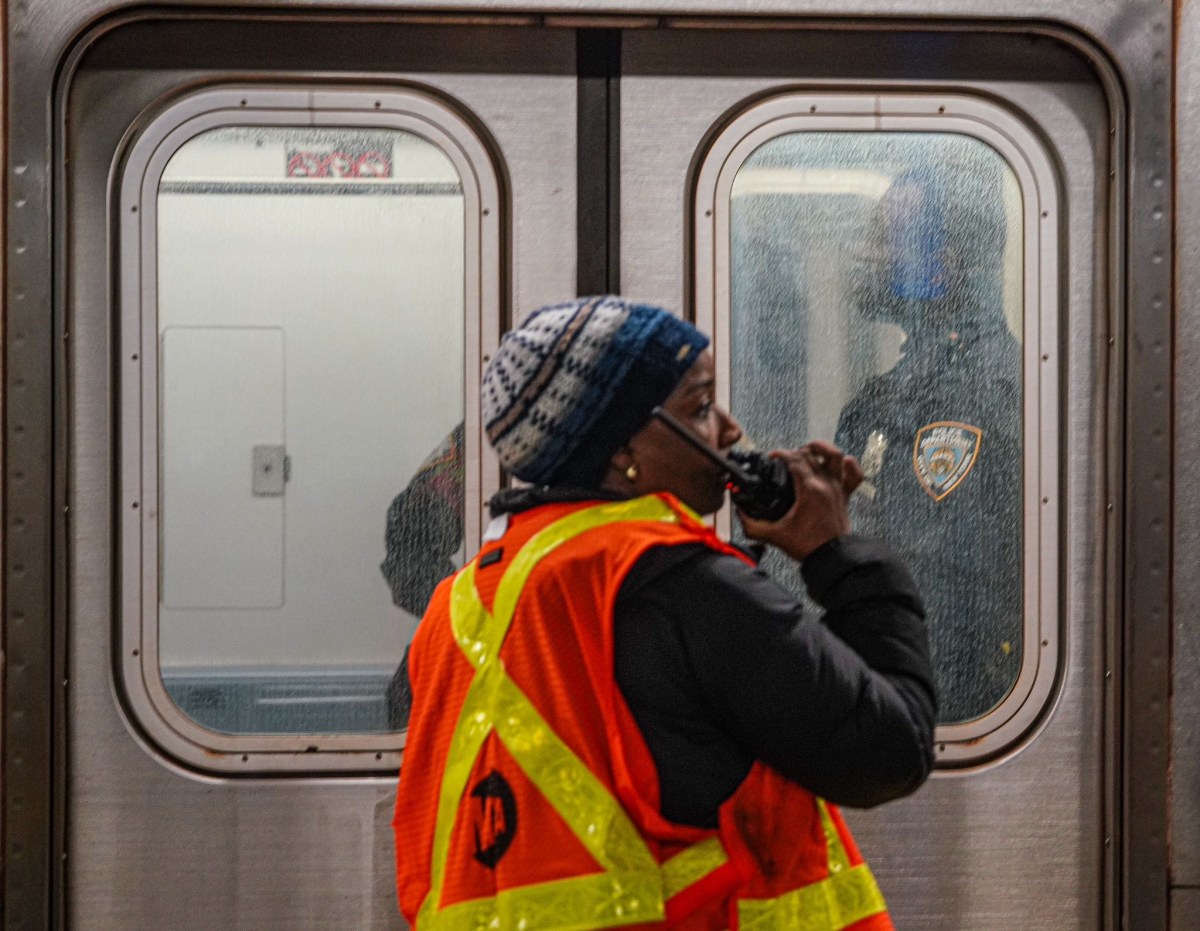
xmin=622 ymin=351 xmax=743 ymax=515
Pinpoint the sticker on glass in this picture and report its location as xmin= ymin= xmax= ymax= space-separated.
xmin=912 ymin=421 xmax=982 ymax=501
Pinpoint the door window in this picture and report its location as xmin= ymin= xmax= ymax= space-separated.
xmin=119 ymin=88 xmax=500 ymax=770
xmin=694 ymin=93 xmax=1060 ymax=761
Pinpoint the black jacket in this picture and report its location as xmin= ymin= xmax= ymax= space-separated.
xmin=490 ymin=487 xmax=937 ymax=829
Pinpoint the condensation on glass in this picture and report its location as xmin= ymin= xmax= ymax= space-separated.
xmin=118 ymin=88 xmax=499 ymax=771
xmin=726 ymin=133 xmax=1024 ymax=726
xmin=154 ymin=125 xmax=466 ymax=737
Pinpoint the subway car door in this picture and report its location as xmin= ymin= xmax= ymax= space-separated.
xmin=58 ymin=14 xmax=1114 ymax=931
xmin=62 ymin=18 xmax=580 ymax=929
xmin=617 ymin=26 xmax=1110 ymax=930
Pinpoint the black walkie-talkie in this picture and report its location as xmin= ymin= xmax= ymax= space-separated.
xmin=652 ymin=407 xmax=795 ymax=521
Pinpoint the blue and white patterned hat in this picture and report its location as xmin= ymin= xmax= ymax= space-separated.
xmin=482 ymin=296 xmax=710 ymax=486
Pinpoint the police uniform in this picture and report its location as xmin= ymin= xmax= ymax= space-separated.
xmin=836 ymin=320 xmax=1022 ymax=724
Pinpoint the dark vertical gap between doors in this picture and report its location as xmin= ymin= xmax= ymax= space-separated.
xmin=576 ymin=29 xmax=621 ymax=297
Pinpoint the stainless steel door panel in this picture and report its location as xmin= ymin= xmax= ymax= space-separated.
xmin=1172 ymin=889 xmax=1200 ymax=931
xmin=621 ymin=29 xmax=1109 ymax=929
xmin=65 ymin=25 xmax=575 ymax=929
xmin=1174 ymin=0 xmax=1200 ymax=890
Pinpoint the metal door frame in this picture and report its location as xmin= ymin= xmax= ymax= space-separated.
xmin=4 ymin=4 xmax=1170 ymax=929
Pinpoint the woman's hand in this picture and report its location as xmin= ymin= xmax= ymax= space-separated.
xmin=738 ymin=441 xmax=863 ymax=561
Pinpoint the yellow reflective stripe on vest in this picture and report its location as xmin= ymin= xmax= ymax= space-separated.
xmin=420 ymin=497 xmax=717 ymax=930
xmin=819 ymin=798 xmax=852 ymax=876
xmin=425 ymin=870 xmax=663 ymax=931
xmin=736 ymin=800 xmax=887 ymax=931
xmin=663 ymin=836 xmax=728 ymax=899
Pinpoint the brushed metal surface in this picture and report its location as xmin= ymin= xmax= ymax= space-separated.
xmin=63 ymin=23 xmax=573 ymax=929
xmin=3 ymin=0 xmax=1170 ymax=64
xmin=1117 ymin=5 xmax=1172 ymax=924
xmin=1172 ymin=889 xmax=1200 ymax=931
xmin=3 ymin=3 xmax=1170 ymax=929
xmin=622 ymin=29 xmax=1108 ymax=929
xmin=1173 ymin=0 xmax=1200 ymax=891
xmin=620 ymin=28 xmax=1094 ymax=313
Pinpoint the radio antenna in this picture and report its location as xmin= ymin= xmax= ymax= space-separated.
xmin=651 ymin=407 xmax=754 ymax=487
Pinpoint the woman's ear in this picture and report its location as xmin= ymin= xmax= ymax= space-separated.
xmin=609 ymin=445 xmax=635 ymax=476
xmin=602 ymin=446 xmax=638 ymax=491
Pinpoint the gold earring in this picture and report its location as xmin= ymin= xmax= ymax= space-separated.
xmin=625 ymin=464 xmax=639 ymax=482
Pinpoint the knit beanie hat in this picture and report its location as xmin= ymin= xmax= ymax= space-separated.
xmin=482 ymin=296 xmax=710 ymax=486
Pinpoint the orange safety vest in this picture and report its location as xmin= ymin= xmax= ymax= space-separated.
xmin=394 ymin=494 xmax=893 ymax=931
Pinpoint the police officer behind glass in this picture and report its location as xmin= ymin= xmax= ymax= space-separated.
xmin=835 ymin=160 xmax=1022 ymax=724
xmin=394 ymin=297 xmax=936 ymax=929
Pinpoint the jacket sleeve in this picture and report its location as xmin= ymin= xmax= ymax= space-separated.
xmin=618 ymin=536 xmax=936 ymax=810
xmin=798 ymin=535 xmax=937 ymax=805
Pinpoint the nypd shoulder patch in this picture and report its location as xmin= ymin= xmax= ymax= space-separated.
xmin=912 ymin=421 xmax=983 ymax=501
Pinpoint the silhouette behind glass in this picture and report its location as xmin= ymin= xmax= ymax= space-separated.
xmin=381 ymin=423 xmax=465 ymax=729
xmin=835 ymin=161 xmax=1022 ymax=723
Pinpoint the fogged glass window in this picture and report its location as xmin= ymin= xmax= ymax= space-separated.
xmin=156 ymin=127 xmax=465 ymax=736
xmin=728 ymin=133 xmax=1023 ymax=725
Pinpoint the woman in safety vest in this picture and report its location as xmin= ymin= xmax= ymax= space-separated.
xmin=394 ymin=296 xmax=936 ymax=930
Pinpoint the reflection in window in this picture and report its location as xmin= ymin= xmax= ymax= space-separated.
xmin=156 ymin=126 xmax=465 ymax=735
xmin=728 ymin=133 xmax=1023 ymax=724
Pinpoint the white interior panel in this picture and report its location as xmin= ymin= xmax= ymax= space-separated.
xmin=157 ymin=188 xmax=463 ymax=668
xmin=161 ymin=326 xmax=285 ymax=609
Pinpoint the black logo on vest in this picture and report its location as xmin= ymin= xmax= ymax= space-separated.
xmin=470 ymin=770 xmax=518 ymax=869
